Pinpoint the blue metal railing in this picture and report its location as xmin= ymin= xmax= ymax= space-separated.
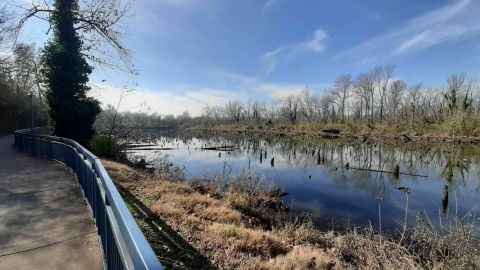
xmin=14 ymin=127 xmax=163 ymax=270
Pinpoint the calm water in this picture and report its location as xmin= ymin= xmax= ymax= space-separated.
xmin=126 ymin=133 xmax=480 ymax=230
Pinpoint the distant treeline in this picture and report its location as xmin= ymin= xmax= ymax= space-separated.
xmin=201 ymin=65 xmax=480 ymax=136
xmin=93 ymin=65 xmax=480 ymax=137
xmin=94 ymin=105 xmax=194 ymax=134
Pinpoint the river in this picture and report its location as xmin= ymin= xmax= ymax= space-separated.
xmin=126 ymin=132 xmax=480 ymax=230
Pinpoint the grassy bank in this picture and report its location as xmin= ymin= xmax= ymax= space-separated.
xmin=104 ymin=160 xmax=479 ymax=269
xmin=197 ymin=120 xmax=480 ymax=144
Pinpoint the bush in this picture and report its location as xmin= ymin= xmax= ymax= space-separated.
xmin=443 ymin=111 xmax=480 ymax=136
xmin=89 ymin=135 xmax=124 ymax=159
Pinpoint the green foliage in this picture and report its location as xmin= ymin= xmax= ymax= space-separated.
xmin=226 ymin=228 xmax=237 ymax=238
xmin=444 ymin=73 xmax=473 ymax=113
xmin=40 ymin=0 xmax=100 ymax=145
xmin=89 ymin=135 xmax=124 ymax=159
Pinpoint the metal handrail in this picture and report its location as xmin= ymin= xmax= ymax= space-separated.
xmin=14 ymin=127 xmax=163 ymax=270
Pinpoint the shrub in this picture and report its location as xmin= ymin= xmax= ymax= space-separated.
xmin=442 ymin=111 xmax=480 ymax=136
xmin=89 ymin=135 xmax=124 ymax=159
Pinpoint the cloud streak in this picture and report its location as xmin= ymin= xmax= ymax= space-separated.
xmin=337 ymin=0 xmax=480 ymax=64
xmin=210 ymin=70 xmax=330 ymax=100
xmin=262 ymin=0 xmax=280 ymax=11
xmin=260 ymin=28 xmax=328 ymax=73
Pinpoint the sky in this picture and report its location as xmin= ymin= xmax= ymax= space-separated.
xmin=11 ymin=0 xmax=480 ymax=116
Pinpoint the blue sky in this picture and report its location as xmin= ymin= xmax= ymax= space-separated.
xmin=12 ymin=0 xmax=480 ymax=115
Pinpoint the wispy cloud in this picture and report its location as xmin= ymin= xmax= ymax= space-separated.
xmin=260 ymin=47 xmax=284 ymax=74
xmin=260 ymin=28 xmax=328 ymax=73
xmin=208 ymin=69 xmax=330 ymax=100
xmin=256 ymin=83 xmax=306 ymax=100
xmin=305 ymin=29 xmax=328 ymax=52
xmin=262 ymin=0 xmax=280 ymax=11
xmin=337 ymin=0 xmax=480 ymax=64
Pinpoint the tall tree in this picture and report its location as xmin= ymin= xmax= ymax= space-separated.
xmin=334 ymin=74 xmax=353 ymax=122
xmin=377 ymin=64 xmax=395 ymax=123
xmin=388 ymin=80 xmax=406 ymax=124
xmin=40 ymin=0 xmax=100 ymax=144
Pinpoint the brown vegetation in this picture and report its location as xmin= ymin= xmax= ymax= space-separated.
xmin=199 ymin=121 xmax=480 ymax=144
xmin=103 ymin=160 xmax=479 ymax=269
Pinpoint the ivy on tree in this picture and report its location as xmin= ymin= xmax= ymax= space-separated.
xmin=40 ymin=0 xmax=100 ymax=145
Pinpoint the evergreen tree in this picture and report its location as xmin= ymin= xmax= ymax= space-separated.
xmin=40 ymin=0 xmax=100 ymax=145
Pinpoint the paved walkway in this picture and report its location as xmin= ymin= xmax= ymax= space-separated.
xmin=0 ymin=135 xmax=103 ymax=270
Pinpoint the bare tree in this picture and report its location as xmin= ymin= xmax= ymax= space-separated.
xmin=319 ymin=94 xmax=335 ymax=123
xmin=225 ymin=101 xmax=243 ymax=122
xmin=11 ymin=44 xmax=41 ymax=96
xmin=421 ymin=90 xmax=444 ymax=124
xmin=355 ymin=72 xmax=375 ymax=124
xmin=299 ymin=87 xmax=319 ymax=123
xmin=408 ymin=83 xmax=422 ymax=130
xmin=334 ymin=74 xmax=353 ymax=122
xmin=377 ymin=64 xmax=396 ymax=123
xmin=388 ymin=79 xmax=406 ymax=124
xmin=12 ymin=0 xmax=134 ymax=71
xmin=279 ymin=95 xmax=299 ymax=125
xmin=251 ymin=101 xmax=265 ymax=122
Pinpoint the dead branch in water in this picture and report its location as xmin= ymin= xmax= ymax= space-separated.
xmin=202 ymin=145 xmax=236 ymax=151
xmin=348 ymin=166 xmax=427 ymax=177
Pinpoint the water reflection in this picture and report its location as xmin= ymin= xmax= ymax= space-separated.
xmin=127 ymin=133 xmax=480 ymax=229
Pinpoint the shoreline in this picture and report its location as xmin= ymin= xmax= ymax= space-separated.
xmin=188 ymin=126 xmax=480 ymax=144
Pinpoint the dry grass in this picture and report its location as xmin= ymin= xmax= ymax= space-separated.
xmin=335 ymin=227 xmax=420 ymax=270
xmin=408 ymin=214 xmax=480 ymax=270
xmin=103 ymin=160 xmax=480 ymax=270
xmin=258 ymin=246 xmax=339 ymax=270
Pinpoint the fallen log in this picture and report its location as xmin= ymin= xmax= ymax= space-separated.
xmin=323 ymin=128 xmax=340 ymax=134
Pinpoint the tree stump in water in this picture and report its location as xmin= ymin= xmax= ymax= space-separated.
xmin=394 ymin=165 xmax=400 ymax=177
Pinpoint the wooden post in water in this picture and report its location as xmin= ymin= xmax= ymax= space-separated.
xmin=270 ymin=157 xmax=275 ymax=167
xmin=442 ymin=185 xmax=449 ymax=213
xmin=394 ymin=165 xmax=400 ymax=177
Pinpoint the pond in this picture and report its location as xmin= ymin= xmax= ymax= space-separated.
xmin=126 ymin=132 xmax=480 ymax=230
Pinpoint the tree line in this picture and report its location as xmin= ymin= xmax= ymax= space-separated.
xmin=94 ymin=105 xmax=194 ymax=133
xmin=202 ymin=65 xmax=480 ymax=135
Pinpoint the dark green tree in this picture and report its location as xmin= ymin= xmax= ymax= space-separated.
xmin=40 ymin=0 xmax=100 ymax=145
xmin=444 ymin=73 xmax=472 ymax=113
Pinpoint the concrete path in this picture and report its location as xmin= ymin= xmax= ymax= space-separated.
xmin=0 ymin=135 xmax=103 ymax=270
